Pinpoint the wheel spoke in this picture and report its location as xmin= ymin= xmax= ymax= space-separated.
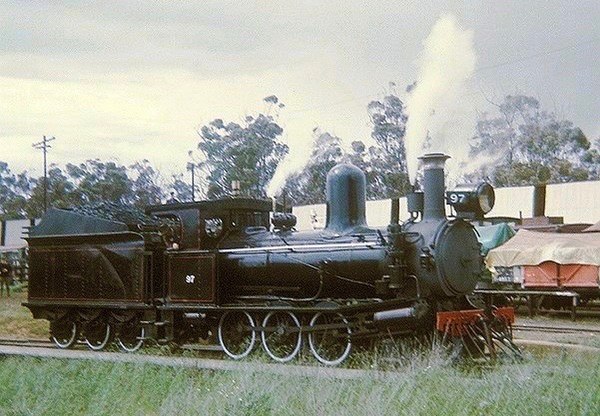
xmin=261 ymin=311 xmax=302 ymax=363
xmin=50 ymin=320 xmax=78 ymax=349
xmin=84 ymin=321 xmax=112 ymax=351
xmin=118 ymin=320 xmax=145 ymax=352
xmin=218 ymin=311 xmax=256 ymax=360
xmin=308 ymin=312 xmax=351 ymax=366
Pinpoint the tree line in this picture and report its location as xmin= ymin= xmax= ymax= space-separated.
xmin=0 ymin=159 xmax=168 ymax=219
xmin=1 ymin=91 xmax=598 ymax=220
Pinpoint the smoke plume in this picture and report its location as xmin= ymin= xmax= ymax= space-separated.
xmin=404 ymin=14 xmax=477 ymax=184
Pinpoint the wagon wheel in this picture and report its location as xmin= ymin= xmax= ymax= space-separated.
xmin=50 ymin=319 xmax=79 ymax=349
xmin=84 ymin=320 xmax=113 ymax=351
xmin=261 ymin=311 xmax=302 ymax=363
xmin=117 ymin=320 xmax=145 ymax=353
xmin=218 ymin=311 xmax=256 ymax=360
xmin=308 ymin=312 xmax=352 ymax=366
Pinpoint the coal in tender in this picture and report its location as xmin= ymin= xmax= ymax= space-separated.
xmin=72 ymin=201 xmax=169 ymax=230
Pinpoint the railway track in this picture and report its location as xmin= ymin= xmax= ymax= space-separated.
xmin=0 ymin=336 xmax=226 ymax=350
xmin=513 ymin=324 xmax=600 ymax=335
xmin=0 ymin=337 xmax=54 ymax=348
xmin=2 ymin=321 xmax=597 ymax=373
xmin=0 ymin=343 xmax=395 ymax=381
xmin=511 ymin=321 xmax=600 ymax=352
xmin=3 ymin=324 xmax=598 ymax=351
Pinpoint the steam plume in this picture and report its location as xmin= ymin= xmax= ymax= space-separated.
xmin=405 ymin=14 xmax=476 ymax=184
xmin=266 ymin=136 xmax=312 ymax=197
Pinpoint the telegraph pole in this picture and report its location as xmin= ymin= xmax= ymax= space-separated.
xmin=187 ymin=162 xmax=196 ymax=202
xmin=32 ymin=136 xmax=55 ymax=212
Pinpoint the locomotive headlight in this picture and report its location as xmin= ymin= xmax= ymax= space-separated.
xmin=476 ymin=183 xmax=495 ymax=214
xmin=446 ymin=183 xmax=495 ymax=218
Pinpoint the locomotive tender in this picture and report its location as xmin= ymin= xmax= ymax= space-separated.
xmin=24 ymin=153 xmax=498 ymax=364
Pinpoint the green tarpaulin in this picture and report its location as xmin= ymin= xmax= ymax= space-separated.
xmin=475 ymin=223 xmax=516 ymax=255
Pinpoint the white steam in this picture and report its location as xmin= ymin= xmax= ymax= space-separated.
xmin=405 ymin=14 xmax=477 ymax=184
xmin=267 ymin=165 xmax=286 ymax=197
xmin=267 ymin=15 xmax=477 ymax=196
xmin=266 ymin=135 xmax=312 ymax=197
xmin=267 ymin=155 xmax=296 ymax=197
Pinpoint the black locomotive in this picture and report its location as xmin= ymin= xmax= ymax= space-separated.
xmin=24 ymin=153 xmax=504 ymax=364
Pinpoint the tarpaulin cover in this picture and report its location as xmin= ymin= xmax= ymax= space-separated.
xmin=475 ymin=223 xmax=516 ymax=255
xmin=486 ymin=229 xmax=600 ymax=267
xmin=583 ymin=221 xmax=600 ymax=233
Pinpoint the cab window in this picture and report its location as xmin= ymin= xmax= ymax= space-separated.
xmin=231 ymin=210 xmax=269 ymax=228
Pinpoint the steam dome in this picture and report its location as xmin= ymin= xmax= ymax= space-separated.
xmin=325 ymin=164 xmax=367 ymax=234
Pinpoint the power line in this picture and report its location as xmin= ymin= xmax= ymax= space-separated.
xmin=288 ymin=38 xmax=598 ymax=115
xmin=474 ymin=38 xmax=598 ymax=74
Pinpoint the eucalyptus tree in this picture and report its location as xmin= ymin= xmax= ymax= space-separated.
xmin=197 ymin=96 xmax=288 ymax=199
xmin=469 ymin=94 xmax=598 ymax=186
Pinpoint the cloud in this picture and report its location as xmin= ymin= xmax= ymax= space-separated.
xmin=0 ymin=1 xmax=597 ymax=188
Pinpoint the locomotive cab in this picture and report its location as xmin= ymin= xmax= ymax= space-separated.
xmin=146 ymin=198 xmax=284 ymax=306
xmin=146 ymin=198 xmax=283 ymax=250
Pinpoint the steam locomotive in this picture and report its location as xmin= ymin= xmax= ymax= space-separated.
xmin=24 ymin=153 xmax=504 ymax=365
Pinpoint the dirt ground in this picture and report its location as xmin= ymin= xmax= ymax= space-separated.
xmin=514 ymin=314 xmax=600 ymax=349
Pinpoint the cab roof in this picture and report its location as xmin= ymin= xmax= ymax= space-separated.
xmin=146 ymin=197 xmax=282 ymax=214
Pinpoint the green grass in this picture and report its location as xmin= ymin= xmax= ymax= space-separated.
xmin=0 ymin=290 xmax=48 ymax=339
xmin=0 ymin=349 xmax=598 ymax=416
xmin=1 ymin=291 xmax=599 ymax=414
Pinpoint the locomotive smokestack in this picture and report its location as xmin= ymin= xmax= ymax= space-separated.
xmin=325 ymin=164 xmax=367 ymax=234
xmin=419 ymin=153 xmax=450 ymax=221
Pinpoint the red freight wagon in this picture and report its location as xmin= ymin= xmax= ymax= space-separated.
xmin=487 ymin=229 xmax=600 ymax=301
xmin=523 ymin=261 xmax=599 ymax=289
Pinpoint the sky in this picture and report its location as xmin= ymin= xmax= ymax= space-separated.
xmin=0 ymin=1 xmax=598 ymax=190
